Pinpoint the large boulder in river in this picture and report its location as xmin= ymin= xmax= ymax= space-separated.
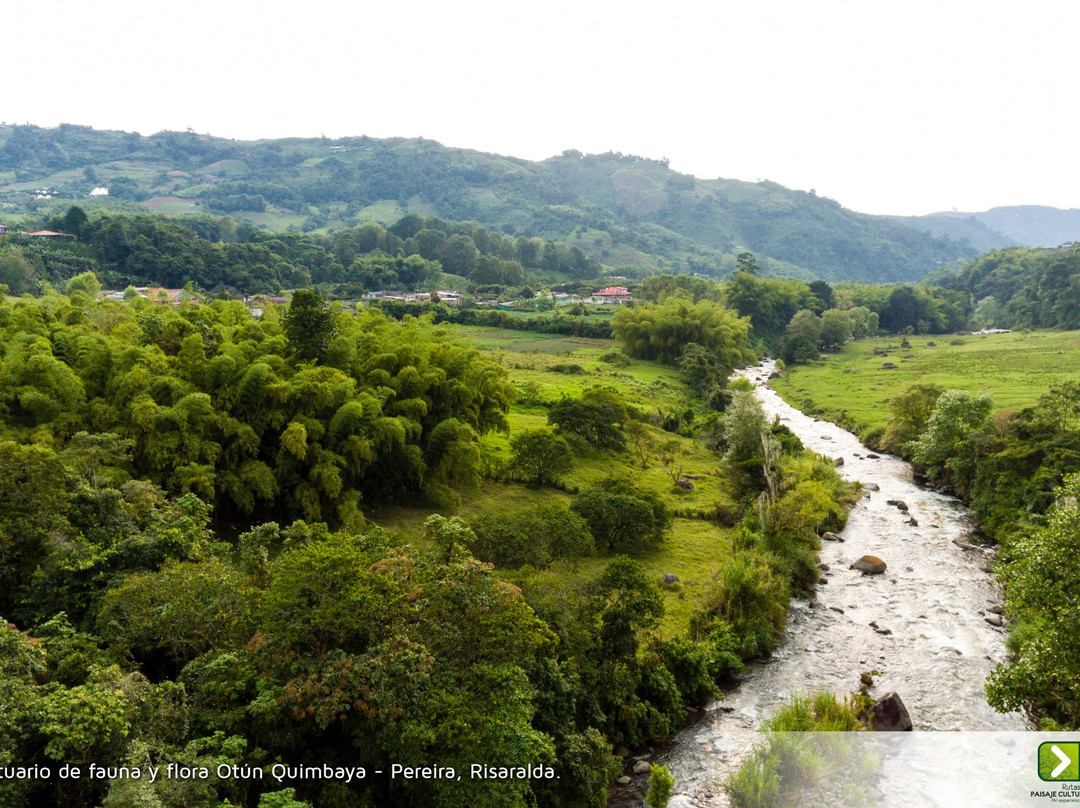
xmin=865 ymin=692 xmax=912 ymax=731
xmin=850 ymin=555 xmax=887 ymax=574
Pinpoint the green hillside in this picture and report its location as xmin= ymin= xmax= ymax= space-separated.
xmin=0 ymin=123 xmax=977 ymax=282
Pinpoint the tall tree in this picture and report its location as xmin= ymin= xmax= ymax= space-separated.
xmin=283 ymin=290 xmax=337 ymax=363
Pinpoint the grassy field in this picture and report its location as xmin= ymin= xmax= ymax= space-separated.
xmin=366 ymin=325 xmax=735 ymax=635
xmin=771 ymin=330 xmax=1080 ymax=435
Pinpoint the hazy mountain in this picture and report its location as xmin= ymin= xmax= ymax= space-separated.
xmin=888 ymin=212 xmax=1017 ymax=251
xmin=0 ymin=123 xmax=979 ymax=283
xmin=894 ymin=206 xmax=1080 ymax=250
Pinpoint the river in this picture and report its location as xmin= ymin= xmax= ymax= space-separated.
xmin=648 ymin=361 xmax=1027 ymax=807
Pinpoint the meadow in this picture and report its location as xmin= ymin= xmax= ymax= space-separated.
xmin=770 ymin=329 xmax=1080 ymax=436
xmin=366 ymin=325 xmax=738 ymax=635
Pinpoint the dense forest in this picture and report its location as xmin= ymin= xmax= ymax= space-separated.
xmin=0 ymin=124 xmax=978 ymax=283
xmin=0 ymin=208 xmax=600 ymax=297
xmin=926 ymin=243 xmax=1080 ymax=330
xmin=0 ymin=282 xmax=857 ymax=806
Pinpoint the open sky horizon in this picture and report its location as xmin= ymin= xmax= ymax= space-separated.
xmin=4 ymin=0 xmax=1079 ymax=217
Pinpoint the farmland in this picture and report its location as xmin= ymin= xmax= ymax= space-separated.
xmin=770 ymin=329 xmax=1080 ymax=438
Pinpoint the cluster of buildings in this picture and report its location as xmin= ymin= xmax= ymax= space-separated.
xmin=360 ymin=285 xmax=633 ymax=309
xmin=99 ymin=287 xmax=200 ymax=305
xmin=91 ymin=284 xmax=636 ymax=314
xmin=361 ymin=291 xmax=464 ymax=306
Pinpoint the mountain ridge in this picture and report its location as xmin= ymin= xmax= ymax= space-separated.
xmin=892 ymin=205 xmax=1080 ymax=250
xmin=0 ymin=123 xmax=1000 ymax=282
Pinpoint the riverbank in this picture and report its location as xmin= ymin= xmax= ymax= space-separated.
xmin=649 ymin=362 xmax=1025 ymax=807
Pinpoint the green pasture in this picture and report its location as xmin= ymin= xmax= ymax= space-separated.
xmin=366 ymin=324 xmax=736 ymax=635
xmin=771 ymin=330 xmax=1080 ymax=434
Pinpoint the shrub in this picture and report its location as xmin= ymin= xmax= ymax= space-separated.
xmin=470 ymin=504 xmax=595 ymax=570
xmin=547 ymin=363 xmax=586 ymax=374
xmin=507 ymin=428 xmax=574 ymax=486
xmin=702 ymin=550 xmax=789 ymax=659
xmin=547 ymin=390 xmax=627 ymax=450
xmin=646 ymin=763 xmax=675 ymax=808
xmin=571 ymin=477 xmax=670 ymax=553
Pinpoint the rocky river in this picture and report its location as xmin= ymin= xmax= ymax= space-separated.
xmin=624 ymin=361 xmax=1028 ymax=807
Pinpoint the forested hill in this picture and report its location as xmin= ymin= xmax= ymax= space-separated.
xmin=0 ymin=123 xmax=975 ymax=283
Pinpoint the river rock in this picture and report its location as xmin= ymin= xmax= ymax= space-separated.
xmin=663 ymin=573 xmax=680 ymax=584
xmin=907 ymin=517 xmax=919 ymax=526
xmin=952 ymin=537 xmax=979 ymax=551
xmin=864 ymin=482 xmax=880 ymax=491
xmin=822 ymin=531 xmax=844 ymax=542
xmin=615 ymin=746 xmax=630 ymax=758
xmin=985 ymin=613 xmax=1004 ymax=627
xmin=866 ymin=692 xmax=913 ymax=731
xmin=867 ymin=453 xmax=880 ymax=459
xmin=834 ymin=456 xmax=845 ymax=467
xmin=616 ymin=775 xmax=632 ymax=785
xmin=633 ymin=760 xmax=651 ymax=774
xmin=987 ymin=604 xmax=1005 ymax=615
xmin=886 ymin=499 xmax=909 ymax=511
xmin=850 ymin=555 xmax=887 ymax=574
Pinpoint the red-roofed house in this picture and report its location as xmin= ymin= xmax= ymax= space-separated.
xmin=592 ymin=285 xmax=632 ymax=304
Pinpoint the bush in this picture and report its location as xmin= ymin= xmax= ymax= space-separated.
xmin=647 ymin=763 xmax=675 ymax=808
xmin=547 ymin=363 xmax=586 ymax=374
xmin=507 ymin=428 xmax=574 ymax=486
xmin=469 ymin=504 xmax=594 ymax=569
xmin=571 ymin=477 xmax=670 ymax=553
xmin=599 ymin=351 xmax=631 ymax=367
xmin=702 ymin=550 xmax=789 ymax=659
xmin=661 ymin=626 xmax=742 ymax=703
xmin=547 ymin=390 xmax=627 ymax=450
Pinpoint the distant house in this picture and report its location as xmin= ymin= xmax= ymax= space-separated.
xmin=592 ymin=285 xmax=632 ymax=304
xmin=0 ymin=224 xmax=8 ymax=235
xmin=146 ymin=287 xmax=198 ymax=306
xmin=22 ymin=229 xmax=75 ymax=238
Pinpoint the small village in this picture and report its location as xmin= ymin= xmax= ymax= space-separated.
xmin=98 ymin=283 xmax=635 ymax=314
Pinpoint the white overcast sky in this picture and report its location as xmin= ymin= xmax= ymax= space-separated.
xmin=3 ymin=0 xmax=1078 ymax=215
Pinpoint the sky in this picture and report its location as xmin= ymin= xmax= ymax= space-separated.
xmin=3 ymin=0 xmax=1079 ymax=216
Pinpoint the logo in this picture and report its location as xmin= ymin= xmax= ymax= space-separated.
xmin=1039 ymin=742 xmax=1080 ymax=782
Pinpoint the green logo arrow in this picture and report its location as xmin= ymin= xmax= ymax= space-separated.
xmin=1039 ymin=742 xmax=1080 ymax=781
